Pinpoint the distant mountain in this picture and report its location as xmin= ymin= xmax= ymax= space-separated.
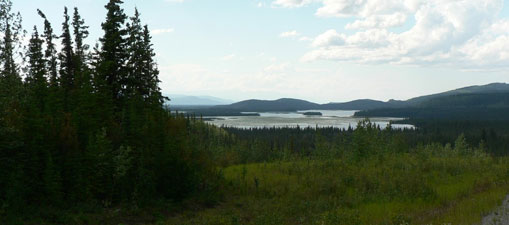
xmin=321 ymin=99 xmax=391 ymax=110
xmin=177 ymin=83 xmax=509 ymax=119
xmin=404 ymin=83 xmax=509 ymax=106
xmin=219 ymin=98 xmax=320 ymax=112
xmin=356 ymin=83 xmax=509 ymax=120
xmin=167 ymin=95 xmax=233 ymax=106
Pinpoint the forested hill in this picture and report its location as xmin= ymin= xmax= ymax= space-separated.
xmin=321 ymin=99 xmax=391 ymax=110
xmin=356 ymin=92 xmax=509 ymax=120
xmin=204 ymin=98 xmax=393 ymax=113
xmin=186 ymin=83 xmax=509 ymax=114
xmin=402 ymin=82 xmax=509 ymax=106
xmin=217 ymin=98 xmax=320 ymax=111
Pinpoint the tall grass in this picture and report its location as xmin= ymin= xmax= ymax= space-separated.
xmin=165 ymin=148 xmax=509 ymax=225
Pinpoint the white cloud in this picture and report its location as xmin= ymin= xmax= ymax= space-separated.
xmin=345 ymin=13 xmax=408 ymax=30
xmin=220 ymin=54 xmax=236 ymax=61
xmin=311 ymin=29 xmax=345 ymax=47
xmin=280 ymin=30 xmax=300 ymax=38
xmin=151 ymin=28 xmax=174 ymax=35
xmin=272 ymin=0 xmax=313 ymax=8
xmin=299 ymin=36 xmax=313 ymax=41
xmin=274 ymin=0 xmax=508 ymax=70
xmin=264 ymin=62 xmax=291 ymax=72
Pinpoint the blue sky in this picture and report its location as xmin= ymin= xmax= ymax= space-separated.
xmin=13 ymin=0 xmax=509 ymax=103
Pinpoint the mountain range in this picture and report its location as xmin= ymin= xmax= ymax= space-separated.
xmin=166 ymin=94 xmax=233 ymax=105
xmin=173 ymin=83 xmax=509 ymax=119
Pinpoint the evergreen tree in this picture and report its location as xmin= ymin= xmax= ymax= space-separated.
xmin=0 ymin=0 xmax=25 ymax=214
xmin=0 ymin=1 xmax=224 ymax=222
xmin=98 ymin=0 xmax=127 ymax=105
xmin=59 ymin=7 xmax=75 ymax=111
xmin=72 ymin=7 xmax=89 ymax=65
xmin=0 ymin=0 xmax=24 ymax=129
xmin=37 ymin=10 xmax=59 ymax=88
xmin=25 ymin=26 xmax=47 ymax=110
xmin=71 ymin=7 xmax=96 ymax=145
xmin=142 ymin=25 xmax=165 ymax=107
xmin=125 ymin=8 xmax=143 ymax=99
xmin=125 ymin=10 xmax=164 ymax=107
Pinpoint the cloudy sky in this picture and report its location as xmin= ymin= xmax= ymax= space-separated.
xmin=13 ymin=0 xmax=509 ymax=103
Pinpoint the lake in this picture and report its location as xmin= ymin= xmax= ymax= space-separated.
xmin=204 ymin=110 xmax=415 ymax=129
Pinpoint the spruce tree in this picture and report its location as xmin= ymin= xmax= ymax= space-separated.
xmin=0 ymin=0 xmax=25 ymax=213
xmin=72 ymin=7 xmax=89 ymax=65
xmin=59 ymin=7 xmax=75 ymax=111
xmin=125 ymin=8 xmax=143 ymax=99
xmin=25 ymin=26 xmax=48 ymax=110
xmin=0 ymin=0 xmax=24 ymax=128
xmin=142 ymin=25 xmax=165 ymax=107
xmin=37 ymin=10 xmax=59 ymax=88
xmin=71 ymin=7 xmax=93 ymax=113
xmin=98 ymin=0 xmax=127 ymax=105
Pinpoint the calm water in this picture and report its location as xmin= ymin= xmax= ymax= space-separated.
xmin=205 ymin=110 xmax=415 ymax=129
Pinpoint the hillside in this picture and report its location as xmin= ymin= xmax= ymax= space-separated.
xmin=356 ymin=92 xmax=509 ymax=120
xmin=178 ymin=83 xmax=509 ymax=117
xmin=403 ymin=83 xmax=509 ymax=106
xmin=321 ymin=99 xmax=393 ymax=110
xmin=218 ymin=98 xmax=320 ymax=112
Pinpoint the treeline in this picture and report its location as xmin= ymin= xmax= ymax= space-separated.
xmin=207 ymin=119 xmax=509 ymax=166
xmin=355 ymin=107 xmax=509 ymax=120
xmin=0 ymin=0 xmax=222 ymax=223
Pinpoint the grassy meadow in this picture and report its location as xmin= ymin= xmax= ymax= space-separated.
xmin=165 ymin=145 xmax=509 ymax=225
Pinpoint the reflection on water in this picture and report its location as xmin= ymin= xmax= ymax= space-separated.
xmin=205 ymin=110 xmax=414 ymax=129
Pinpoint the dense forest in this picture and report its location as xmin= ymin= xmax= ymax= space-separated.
xmin=0 ymin=0 xmax=223 ymax=223
xmin=2 ymin=0 xmax=509 ymax=224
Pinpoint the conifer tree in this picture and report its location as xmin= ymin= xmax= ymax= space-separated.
xmin=125 ymin=8 xmax=143 ymax=99
xmin=25 ymin=26 xmax=47 ymax=110
xmin=59 ymin=7 xmax=75 ymax=111
xmin=98 ymin=0 xmax=127 ymax=105
xmin=72 ymin=7 xmax=91 ymax=91
xmin=37 ymin=10 xmax=59 ymax=88
xmin=0 ymin=0 xmax=26 ymax=212
xmin=72 ymin=7 xmax=89 ymax=65
xmin=0 ymin=0 xmax=24 ymax=128
xmin=142 ymin=25 xmax=165 ymax=107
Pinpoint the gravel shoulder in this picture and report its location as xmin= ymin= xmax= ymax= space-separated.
xmin=481 ymin=195 xmax=509 ymax=225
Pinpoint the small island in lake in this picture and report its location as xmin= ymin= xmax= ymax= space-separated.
xmin=303 ymin=112 xmax=322 ymax=116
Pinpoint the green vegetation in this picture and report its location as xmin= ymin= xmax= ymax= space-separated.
xmin=165 ymin=122 xmax=509 ymax=225
xmin=1 ymin=0 xmax=509 ymax=224
xmin=0 ymin=1 xmax=222 ymax=224
xmin=167 ymin=158 xmax=509 ymax=225
xmin=302 ymin=111 xmax=322 ymax=116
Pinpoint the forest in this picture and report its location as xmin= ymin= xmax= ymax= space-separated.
xmin=0 ymin=0 xmax=223 ymax=223
xmin=1 ymin=0 xmax=509 ymax=224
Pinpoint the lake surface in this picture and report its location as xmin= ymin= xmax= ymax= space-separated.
xmin=205 ymin=110 xmax=415 ymax=129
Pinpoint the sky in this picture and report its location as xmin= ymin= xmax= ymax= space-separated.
xmin=12 ymin=0 xmax=509 ymax=103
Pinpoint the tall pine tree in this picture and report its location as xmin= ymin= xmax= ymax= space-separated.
xmin=98 ymin=0 xmax=127 ymax=106
xmin=0 ymin=0 xmax=24 ymax=129
xmin=0 ymin=0 xmax=26 ymax=213
xmin=25 ymin=26 xmax=47 ymax=110
xmin=142 ymin=25 xmax=165 ymax=107
xmin=37 ymin=9 xmax=58 ymax=88
xmin=59 ymin=7 xmax=75 ymax=112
